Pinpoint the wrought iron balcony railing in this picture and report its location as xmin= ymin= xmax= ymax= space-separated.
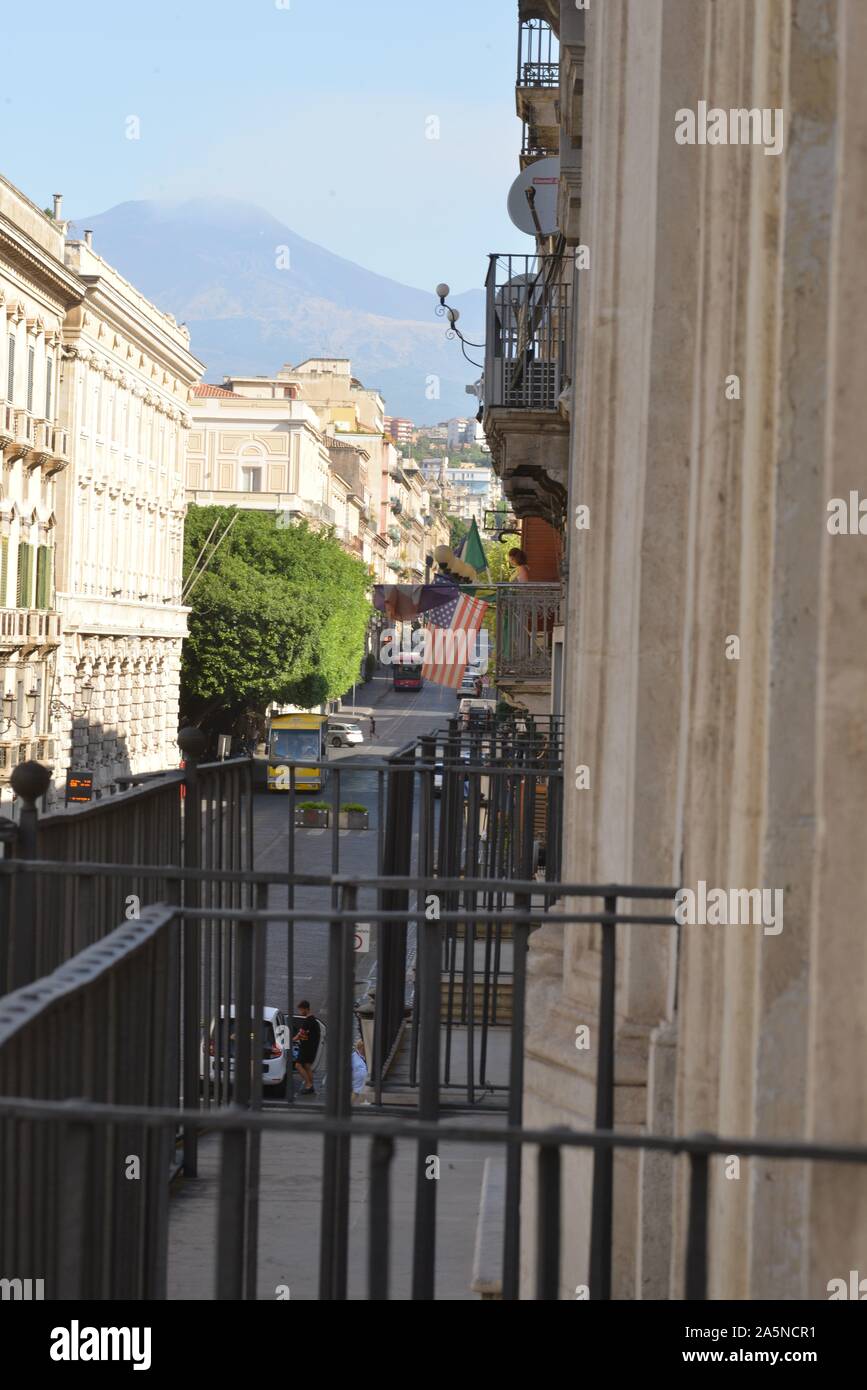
xmin=495 ymin=582 xmax=562 ymax=682
xmin=485 ymin=254 xmax=571 ymax=413
xmin=517 ymin=18 xmax=559 ymax=88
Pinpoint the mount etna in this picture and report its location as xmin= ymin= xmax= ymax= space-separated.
xmin=67 ymin=197 xmax=485 ymax=424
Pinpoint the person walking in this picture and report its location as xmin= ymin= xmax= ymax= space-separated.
xmin=292 ymin=1000 xmax=321 ymax=1096
xmin=369 ymin=716 xmax=376 ymax=742
xmin=351 ymin=1039 xmax=369 ymax=1105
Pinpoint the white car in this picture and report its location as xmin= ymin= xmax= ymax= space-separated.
xmin=433 ymin=745 xmax=471 ymax=796
xmin=202 ymin=1005 xmax=291 ymax=1095
xmin=327 ymin=721 xmax=364 ymax=748
xmin=458 ymin=698 xmax=492 ymax=726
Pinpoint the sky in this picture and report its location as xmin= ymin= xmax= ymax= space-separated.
xmin=0 ymin=0 xmax=531 ymax=294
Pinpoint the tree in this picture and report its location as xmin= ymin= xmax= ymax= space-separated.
xmin=447 ymin=514 xmax=470 ymax=552
xmin=181 ymin=506 xmax=371 ymax=732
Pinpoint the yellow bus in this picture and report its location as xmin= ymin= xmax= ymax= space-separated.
xmin=267 ymin=713 xmax=327 ymax=793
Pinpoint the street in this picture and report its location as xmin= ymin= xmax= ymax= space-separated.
xmin=256 ymin=672 xmax=460 ymax=1094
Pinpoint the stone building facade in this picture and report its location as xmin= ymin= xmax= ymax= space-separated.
xmin=0 ymin=182 xmax=82 ymax=811
xmin=52 ymin=236 xmax=202 ymax=797
xmin=491 ymin=0 xmax=867 ymax=1300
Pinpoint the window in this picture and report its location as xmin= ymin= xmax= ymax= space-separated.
xmin=0 ymin=537 xmax=7 ymax=606
xmin=45 ymin=357 xmax=53 ymax=420
xmin=35 ymin=545 xmax=53 ymax=609
xmin=16 ymin=542 xmax=33 ymax=609
xmin=26 ymin=345 xmax=35 ymax=414
xmin=6 ymin=335 xmax=14 ymax=403
xmin=241 ymin=466 xmax=262 ymax=493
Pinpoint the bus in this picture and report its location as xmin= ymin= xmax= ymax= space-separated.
xmin=267 ymin=713 xmax=327 ymax=792
xmin=392 ymin=653 xmax=424 ymax=692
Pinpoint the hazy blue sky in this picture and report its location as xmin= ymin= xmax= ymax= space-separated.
xmin=1 ymin=0 xmax=530 ymax=293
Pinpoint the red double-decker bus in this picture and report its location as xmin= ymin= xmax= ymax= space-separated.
xmin=392 ymin=654 xmax=424 ymax=691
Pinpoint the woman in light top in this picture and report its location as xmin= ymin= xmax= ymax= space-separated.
xmin=508 ymin=547 xmax=530 ymax=583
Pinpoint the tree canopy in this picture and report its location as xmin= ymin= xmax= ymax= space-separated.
xmin=181 ymin=506 xmax=371 ymax=730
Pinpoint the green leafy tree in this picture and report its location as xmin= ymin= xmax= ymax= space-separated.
xmin=448 ymin=514 xmax=470 ymax=552
xmin=181 ymin=506 xmax=371 ymax=733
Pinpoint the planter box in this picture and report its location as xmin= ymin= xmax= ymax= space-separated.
xmin=339 ymin=810 xmax=369 ymax=830
xmin=295 ymin=808 xmax=330 ymax=828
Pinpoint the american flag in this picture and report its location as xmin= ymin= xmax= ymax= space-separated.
xmin=422 ymin=583 xmax=489 ymax=689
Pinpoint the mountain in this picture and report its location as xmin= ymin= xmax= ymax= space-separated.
xmin=68 ymin=198 xmax=485 ymax=424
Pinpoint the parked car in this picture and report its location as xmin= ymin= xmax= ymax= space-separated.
xmin=433 ymin=746 xmax=471 ymax=796
xmin=327 ymin=720 xmax=364 ymax=749
xmin=201 ymin=1005 xmax=291 ymax=1095
xmin=458 ymin=670 xmax=480 ymax=696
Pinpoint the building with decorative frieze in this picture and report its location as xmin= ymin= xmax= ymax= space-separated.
xmin=52 ymin=232 xmax=203 ymax=798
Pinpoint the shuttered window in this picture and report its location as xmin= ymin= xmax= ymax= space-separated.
xmin=35 ymin=545 xmax=53 ymax=609
xmin=0 ymin=537 xmax=8 ymax=606
xmin=16 ymin=543 xmax=33 ymax=609
xmin=6 ymin=335 xmax=14 ymax=402
xmin=26 ymin=345 xmax=35 ymax=413
xmin=45 ymin=357 xmax=53 ymax=420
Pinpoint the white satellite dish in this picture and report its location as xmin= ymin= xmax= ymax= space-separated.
xmin=507 ymin=157 xmax=561 ymax=237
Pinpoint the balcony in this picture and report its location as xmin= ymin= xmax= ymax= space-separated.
xmin=483 ymin=253 xmax=571 ymax=521
xmin=495 ymin=583 xmax=562 ymax=688
xmin=5 ymin=410 xmax=35 ymax=462
xmin=0 ymin=609 xmax=63 ymax=650
xmin=516 ymin=18 xmax=560 ymax=163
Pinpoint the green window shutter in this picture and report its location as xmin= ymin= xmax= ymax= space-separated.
xmin=35 ymin=545 xmax=47 ymax=609
xmin=26 ymin=345 xmax=35 ymax=414
xmin=16 ymin=543 xmax=32 ymax=609
xmin=0 ymin=537 xmax=8 ymax=606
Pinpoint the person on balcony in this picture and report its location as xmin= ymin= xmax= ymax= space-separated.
xmin=508 ymin=547 xmax=530 ymax=583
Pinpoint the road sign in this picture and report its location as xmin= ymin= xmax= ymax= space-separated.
xmin=354 ymin=924 xmax=371 ymax=954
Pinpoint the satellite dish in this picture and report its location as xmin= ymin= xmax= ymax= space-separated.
xmin=507 ymin=157 xmax=561 ymax=237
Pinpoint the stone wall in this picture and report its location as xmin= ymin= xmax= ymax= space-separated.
xmin=522 ymin=0 xmax=867 ymax=1301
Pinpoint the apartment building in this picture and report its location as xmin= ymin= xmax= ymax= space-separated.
xmin=55 ymin=232 xmax=202 ymax=796
xmin=0 ymin=182 xmax=81 ymax=808
xmin=474 ymin=0 xmax=867 ymax=1302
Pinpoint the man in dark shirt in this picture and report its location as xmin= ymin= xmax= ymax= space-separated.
xmin=292 ymin=1000 xmax=321 ymax=1095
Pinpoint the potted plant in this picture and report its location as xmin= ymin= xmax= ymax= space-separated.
xmin=339 ymin=802 xmax=369 ymax=830
xmin=295 ymin=800 xmax=330 ymax=828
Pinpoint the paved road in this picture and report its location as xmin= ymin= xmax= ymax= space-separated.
xmin=256 ymin=674 xmax=458 ymax=1095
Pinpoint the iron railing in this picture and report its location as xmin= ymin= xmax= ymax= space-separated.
xmin=0 ymin=739 xmax=252 ymax=993
xmin=2 ymin=873 xmax=866 ymax=1300
xmin=495 ymin=582 xmax=562 ymax=682
xmin=517 ymin=18 xmax=559 ymax=88
xmin=485 ymin=254 xmax=571 ymax=412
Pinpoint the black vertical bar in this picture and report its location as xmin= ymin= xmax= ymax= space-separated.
xmin=684 ymin=1149 xmax=710 ymax=1300
xmin=589 ymin=897 xmax=617 ymax=1301
xmin=181 ymin=736 xmax=204 ymax=1176
xmin=411 ymin=903 xmax=442 ymax=1299
xmin=286 ymin=764 xmax=296 ymax=1106
xmin=536 ymin=1142 xmax=561 ymax=1300
xmin=368 ymin=1134 xmax=394 ymax=1301
xmin=319 ymin=883 xmax=355 ymax=1300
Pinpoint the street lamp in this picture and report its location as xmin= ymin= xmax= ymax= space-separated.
xmin=50 ymin=680 xmax=95 ymax=719
xmin=434 ymin=282 xmax=485 ymax=369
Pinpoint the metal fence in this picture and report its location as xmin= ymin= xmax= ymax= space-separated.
xmin=517 ymin=17 xmax=559 ymax=88
xmin=2 ymin=876 xmax=866 ymax=1300
xmin=495 ymin=582 xmax=563 ymax=683
xmin=485 ymin=254 xmax=571 ymax=412
xmin=0 ymin=735 xmax=252 ymax=993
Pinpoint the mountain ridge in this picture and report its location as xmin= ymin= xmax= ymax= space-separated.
xmin=67 ymin=197 xmax=485 ymax=422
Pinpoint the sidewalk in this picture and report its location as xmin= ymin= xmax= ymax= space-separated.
xmin=166 ymin=1110 xmax=505 ymax=1300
